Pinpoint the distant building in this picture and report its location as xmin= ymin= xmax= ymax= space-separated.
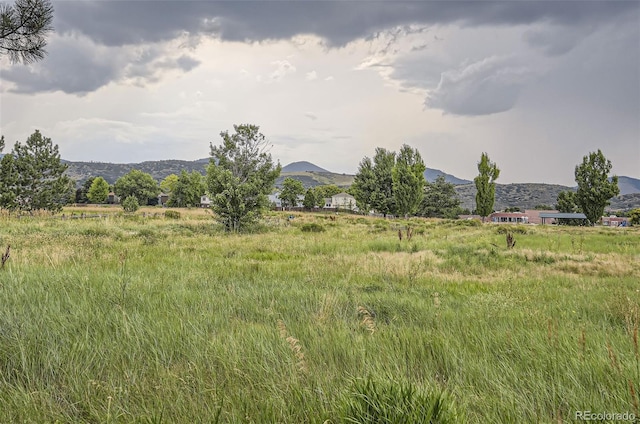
xmin=107 ymin=192 xmax=120 ymax=204
xmin=525 ymin=210 xmax=558 ymax=225
xmin=325 ymin=192 xmax=358 ymax=211
xmin=158 ymin=193 xmax=169 ymax=207
xmin=602 ymin=216 xmax=628 ymax=227
xmin=489 ymin=212 xmax=529 ymax=224
xmin=200 ymin=195 xmax=211 ymax=208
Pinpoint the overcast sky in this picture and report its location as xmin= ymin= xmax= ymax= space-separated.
xmin=1 ymin=1 xmax=638 ymax=185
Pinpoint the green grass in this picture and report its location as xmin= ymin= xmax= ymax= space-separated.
xmin=0 ymin=210 xmax=638 ymax=422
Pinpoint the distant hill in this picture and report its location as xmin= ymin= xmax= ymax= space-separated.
xmin=282 ymin=161 xmax=329 ymax=173
xmin=65 ymin=160 xmax=208 ymax=185
xmin=617 ymin=176 xmax=640 ymax=196
xmin=455 ymin=182 xmax=640 ymax=211
xmin=424 ymin=168 xmax=471 ymax=185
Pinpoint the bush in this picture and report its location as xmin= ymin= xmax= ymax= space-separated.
xmin=301 ymin=223 xmax=325 ymax=233
xmin=122 ymin=196 xmax=139 ymax=213
xmin=495 ymin=225 xmax=528 ymax=234
xmin=164 ymin=210 xmax=181 ymax=219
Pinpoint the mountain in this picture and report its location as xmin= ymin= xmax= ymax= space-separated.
xmin=424 ymin=168 xmax=471 ymax=185
xmin=281 ymin=161 xmax=329 ymax=173
xmin=617 ymin=176 xmax=640 ymax=196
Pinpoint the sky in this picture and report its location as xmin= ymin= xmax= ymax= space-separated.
xmin=1 ymin=1 xmax=638 ymax=185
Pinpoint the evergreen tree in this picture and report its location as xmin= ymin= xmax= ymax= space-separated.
xmin=419 ymin=175 xmax=462 ymax=218
xmin=206 ymin=124 xmax=281 ymax=232
xmin=574 ymin=149 xmax=619 ymax=225
xmin=474 ymin=152 xmax=500 ymax=221
xmin=0 ymin=130 xmax=70 ymax=212
xmin=0 ymin=0 xmax=54 ymax=64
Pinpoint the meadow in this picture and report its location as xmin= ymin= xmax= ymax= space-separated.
xmin=0 ymin=207 xmax=638 ymax=423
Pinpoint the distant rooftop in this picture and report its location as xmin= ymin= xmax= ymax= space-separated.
xmin=538 ymin=213 xmax=587 ymax=219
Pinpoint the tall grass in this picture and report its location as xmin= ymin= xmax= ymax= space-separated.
xmin=0 ymin=210 xmax=638 ymax=422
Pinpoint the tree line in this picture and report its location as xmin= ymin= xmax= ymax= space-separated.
xmin=0 ymin=127 xmax=630 ymax=229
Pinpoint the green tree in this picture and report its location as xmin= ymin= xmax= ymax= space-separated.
xmin=160 ymin=174 xmax=179 ymax=194
xmin=555 ymin=190 xmax=582 ymax=226
xmin=0 ymin=130 xmax=70 ymax=212
xmin=75 ymin=176 xmax=96 ymax=204
xmin=351 ymin=156 xmax=377 ymax=213
xmin=370 ymin=148 xmax=396 ymax=217
xmin=303 ymin=188 xmax=317 ymax=210
xmin=0 ymin=0 xmax=54 ymax=64
xmin=419 ymin=175 xmax=462 ymax=218
xmin=474 ymin=152 xmax=500 ymax=221
xmin=168 ymin=170 xmax=204 ymax=207
xmin=280 ymin=177 xmax=305 ymax=209
xmin=629 ymin=208 xmax=640 ymax=226
xmin=0 ymin=153 xmax=17 ymax=209
xmin=206 ymin=124 xmax=281 ymax=232
xmin=392 ymin=144 xmax=426 ymax=217
xmin=314 ymin=184 xmax=342 ymax=207
xmin=114 ymin=169 xmax=159 ymax=206
xmin=122 ymin=196 xmax=139 ymax=213
xmin=87 ymin=176 xmax=109 ymax=204
xmin=574 ymin=149 xmax=620 ymax=226
xmin=0 ymin=135 xmax=4 ymax=151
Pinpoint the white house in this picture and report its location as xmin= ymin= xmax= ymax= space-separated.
xmin=200 ymin=195 xmax=211 ymax=208
xmin=325 ymin=192 xmax=358 ymax=211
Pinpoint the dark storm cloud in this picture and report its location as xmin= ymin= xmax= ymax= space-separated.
xmin=53 ymin=1 xmax=637 ymax=47
xmin=1 ymin=35 xmax=201 ymax=95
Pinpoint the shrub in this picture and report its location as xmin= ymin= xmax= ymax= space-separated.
xmin=122 ymin=196 xmax=139 ymax=213
xmin=164 ymin=210 xmax=181 ymax=219
xmin=301 ymin=223 xmax=325 ymax=233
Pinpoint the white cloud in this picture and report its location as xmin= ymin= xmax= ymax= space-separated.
xmin=305 ymin=70 xmax=318 ymax=80
xmin=269 ymin=60 xmax=297 ymax=81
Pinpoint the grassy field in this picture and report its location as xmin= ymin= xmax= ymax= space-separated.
xmin=0 ymin=208 xmax=638 ymax=423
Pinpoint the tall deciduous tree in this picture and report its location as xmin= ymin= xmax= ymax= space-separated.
xmin=474 ymin=152 xmax=500 ymax=221
xmin=280 ymin=177 xmax=305 ymax=209
xmin=419 ymin=175 xmax=462 ymax=218
xmin=574 ymin=149 xmax=619 ymax=226
xmin=392 ymin=144 xmax=426 ymax=217
xmin=114 ymin=169 xmax=159 ymax=206
xmin=206 ymin=124 xmax=281 ymax=232
xmin=0 ymin=0 xmax=54 ymax=64
xmin=168 ymin=170 xmax=204 ymax=207
xmin=0 ymin=130 xmax=70 ymax=212
xmin=87 ymin=176 xmax=110 ymax=204
xmin=351 ymin=156 xmax=376 ymax=213
xmin=160 ymin=174 xmax=179 ymax=195
xmin=371 ymin=148 xmax=396 ymax=217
